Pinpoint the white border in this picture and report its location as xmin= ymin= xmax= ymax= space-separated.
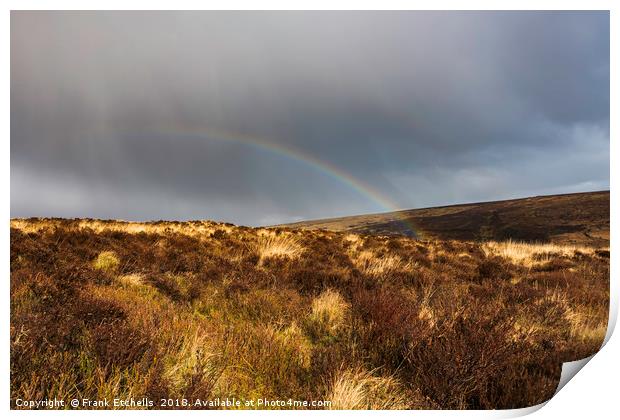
xmin=3 ymin=2 xmax=616 ymax=419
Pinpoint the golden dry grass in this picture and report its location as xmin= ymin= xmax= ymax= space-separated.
xmin=163 ymin=332 xmax=218 ymax=392
xmin=264 ymin=322 xmax=313 ymax=369
xmin=93 ymin=251 xmax=120 ymax=272
xmin=328 ymin=368 xmax=410 ymax=410
xmin=482 ymin=240 xmax=597 ymax=266
xmin=308 ymin=289 xmax=350 ymax=335
xmin=351 ymin=250 xmax=414 ymax=278
xmin=10 ymin=218 xmax=222 ymax=238
xmin=10 ymin=217 xmax=609 ymax=410
xmin=254 ymin=233 xmax=304 ymax=264
xmin=541 ymin=291 xmax=608 ymax=342
xmin=117 ymin=273 xmax=145 ymax=287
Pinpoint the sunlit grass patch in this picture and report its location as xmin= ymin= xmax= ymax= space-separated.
xmin=11 ymin=218 xmax=224 ymax=239
xmin=306 ymin=289 xmax=349 ymax=339
xmin=254 ymin=234 xmax=304 ymax=264
xmin=270 ymin=322 xmax=313 ymax=369
xmin=328 ymin=368 xmax=409 ymax=410
xmin=117 ymin=273 xmax=144 ymax=287
xmin=163 ymin=331 xmax=222 ymax=393
xmin=215 ymin=322 xmax=313 ymax=402
xmin=556 ymin=296 xmax=608 ymax=344
xmin=343 ymin=233 xmax=363 ymax=252
xmin=351 ymin=250 xmax=415 ymax=278
xmin=93 ymin=251 xmax=120 ymax=272
xmin=482 ymin=240 xmax=595 ymax=267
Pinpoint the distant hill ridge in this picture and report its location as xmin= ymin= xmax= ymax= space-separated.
xmin=279 ymin=191 xmax=609 ymax=246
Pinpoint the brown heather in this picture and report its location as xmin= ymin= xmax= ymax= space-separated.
xmin=10 ymin=218 xmax=609 ymax=409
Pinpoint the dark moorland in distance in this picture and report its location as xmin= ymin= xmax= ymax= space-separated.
xmin=280 ymin=191 xmax=610 ymax=247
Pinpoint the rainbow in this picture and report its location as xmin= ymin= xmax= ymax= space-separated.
xmin=145 ymin=126 xmax=420 ymax=237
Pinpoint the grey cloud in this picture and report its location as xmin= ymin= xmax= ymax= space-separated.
xmin=11 ymin=11 xmax=609 ymax=225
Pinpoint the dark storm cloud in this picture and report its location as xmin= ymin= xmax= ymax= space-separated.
xmin=11 ymin=11 xmax=609 ymax=225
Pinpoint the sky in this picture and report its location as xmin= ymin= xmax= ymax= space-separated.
xmin=11 ymin=11 xmax=609 ymax=226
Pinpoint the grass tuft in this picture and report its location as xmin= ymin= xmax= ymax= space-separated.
xmin=307 ymin=289 xmax=349 ymax=338
xmin=93 ymin=251 xmax=120 ymax=272
xmin=328 ymin=368 xmax=410 ymax=410
xmin=482 ymin=240 xmax=596 ymax=267
xmin=254 ymin=233 xmax=304 ymax=264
